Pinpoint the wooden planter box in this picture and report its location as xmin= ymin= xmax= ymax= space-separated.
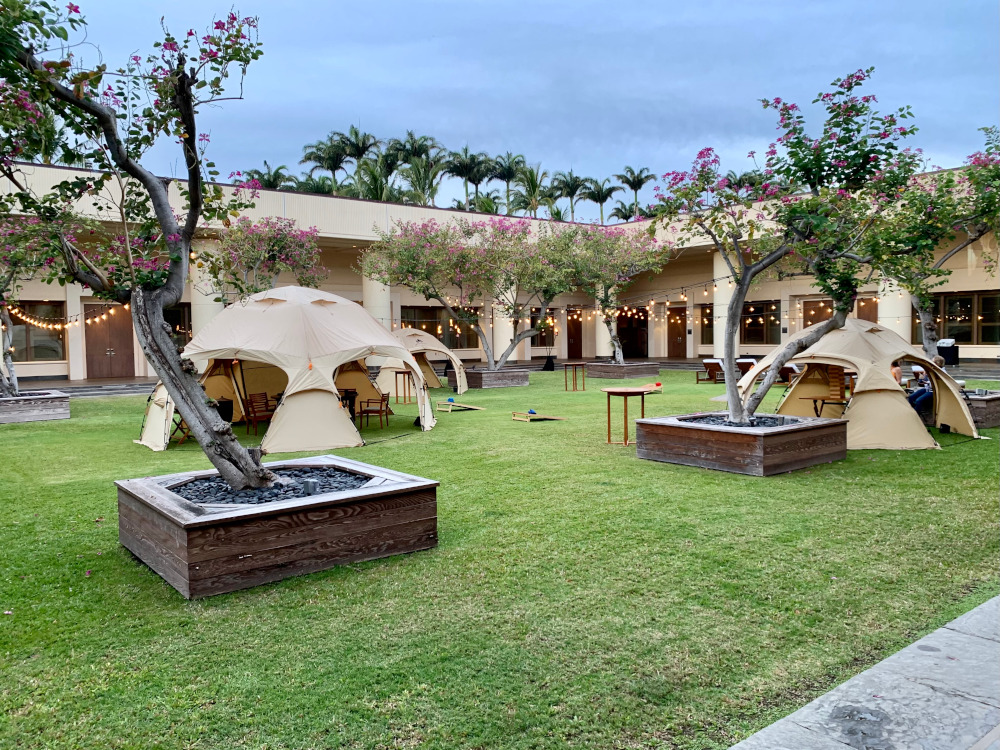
xmin=586 ymin=362 xmax=661 ymax=380
xmin=0 ymin=389 xmax=70 ymax=424
xmin=450 ymin=369 xmax=529 ymax=389
xmin=117 ymin=455 xmax=438 ymax=599
xmin=635 ymin=411 xmax=847 ymax=476
xmin=967 ymin=390 xmax=1000 ymax=429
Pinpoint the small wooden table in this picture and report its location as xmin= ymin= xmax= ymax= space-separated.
xmin=602 ymin=386 xmax=653 ymax=446
xmin=563 ymin=361 xmax=587 ymax=391
xmin=801 ymin=397 xmax=850 ymax=417
xmin=394 ymin=370 xmax=415 ymax=404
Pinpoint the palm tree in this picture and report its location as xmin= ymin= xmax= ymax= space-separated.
xmin=472 ymin=190 xmax=503 ymax=214
xmin=291 ymin=174 xmax=336 ymax=195
xmin=300 ymin=135 xmax=348 ymax=180
xmin=491 ymin=152 xmax=525 ymax=214
xmin=724 ymin=169 xmax=765 ymax=192
xmin=336 ymin=125 xmax=381 ymax=178
xmin=609 ymin=200 xmax=650 ymax=222
xmin=446 ymin=146 xmax=487 ymax=210
xmin=510 ymin=164 xmax=552 ymax=218
xmin=387 ymin=131 xmax=442 ymax=164
xmin=467 ymin=154 xmax=495 ymax=204
xmin=244 ymin=161 xmax=295 ymax=190
xmin=613 ymin=166 xmax=656 ymax=218
xmin=580 ymin=177 xmax=623 ymax=224
xmin=551 ymin=170 xmax=588 ymax=221
xmin=400 ymin=156 xmax=447 ymax=206
xmin=344 ymin=155 xmax=404 ymax=203
xmin=547 ymin=203 xmax=569 ymax=221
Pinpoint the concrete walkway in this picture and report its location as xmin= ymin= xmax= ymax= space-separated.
xmin=731 ymin=597 xmax=1000 ymax=749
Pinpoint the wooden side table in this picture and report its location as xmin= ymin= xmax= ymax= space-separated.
xmin=394 ymin=370 xmax=415 ymax=404
xmin=602 ymin=386 xmax=653 ymax=446
xmin=563 ymin=361 xmax=586 ymax=391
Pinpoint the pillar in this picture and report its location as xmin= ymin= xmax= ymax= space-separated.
xmin=190 ymin=241 xmax=225 ymax=337
xmin=65 ymin=283 xmax=85 ymax=380
xmin=554 ymin=308 xmax=568 ymax=359
xmin=712 ymin=251 xmax=734 ymax=359
xmin=595 ymin=311 xmax=614 ymax=358
xmin=492 ymin=312 xmax=516 ymax=363
xmin=877 ymin=280 xmax=913 ymax=342
xmin=362 ymin=275 xmax=392 ymax=331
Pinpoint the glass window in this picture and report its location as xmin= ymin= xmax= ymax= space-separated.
xmin=10 ymin=302 xmax=66 ymax=362
xmin=977 ymin=294 xmax=999 ymax=345
xmin=164 ymin=303 xmax=192 ymax=349
xmin=700 ymin=304 xmax=713 ymax=345
xmin=742 ymin=301 xmax=780 ymax=345
xmin=400 ymin=306 xmax=479 ymax=349
xmin=530 ymin=311 xmax=555 ymax=348
xmin=942 ymin=295 xmax=974 ymax=344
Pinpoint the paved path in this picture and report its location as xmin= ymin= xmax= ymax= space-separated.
xmin=731 ymin=597 xmax=1000 ymax=749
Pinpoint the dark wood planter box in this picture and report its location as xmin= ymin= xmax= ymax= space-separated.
xmin=450 ymin=369 xmax=530 ymax=389
xmin=0 ymin=389 xmax=70 ymax=424
xmin=116 ymin=455 xmax=438 ymax=599
xmin=967 ymin=390 xmax=1000 ymax=429
xmin=586 ymin=362 xmax=661 ymax=380
xmin=635 ymin=411 xmax=847 ymax=476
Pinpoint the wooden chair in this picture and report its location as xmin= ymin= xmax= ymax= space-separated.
xmin=170 ymin=413 xmax=191 ymax=445
xmin=243 ymin=392 xmax=275 ymax=435
xmin=357 ymin=393 xmax=390 ymax=429
xmin=696 ymin=359 xmax=725 ymax=383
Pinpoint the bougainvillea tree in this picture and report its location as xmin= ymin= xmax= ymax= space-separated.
xmin=887 ymin=128 xmax=999 ymax=356
xmin=362 ymin=217 xmax=574 ymax=369
xmin=653 ymin=68 xmax=934 ymax=424
xmin=0 ymin=2 xmax=272 ymax=488
xmin=567 ymin=224 xmax=663 ymax=364
xmin=197 ymin=216 xmax=326 ymax=303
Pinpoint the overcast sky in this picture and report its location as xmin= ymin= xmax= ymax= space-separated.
xmin=76 ymin=0 xmax=998 ymax=223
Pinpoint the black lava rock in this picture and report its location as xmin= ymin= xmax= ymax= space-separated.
xmin=174 ymin=466 xmax=369 ymax=506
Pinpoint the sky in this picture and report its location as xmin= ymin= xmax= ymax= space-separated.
xmin=73 ymin=0 xmax=999 ymax=224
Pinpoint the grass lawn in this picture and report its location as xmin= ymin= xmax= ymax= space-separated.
xmin=1 ymin=369 xmax=997 ymax=749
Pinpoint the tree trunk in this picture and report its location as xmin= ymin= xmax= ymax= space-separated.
xmin=722 ymin=281 xmax=750 ymax=423
xmin=605 ymin=317 xmax=625 ymax=365
xmin=0 ymin=305 xmax=18 ymax=398
xmin=131 ymin=288 xmax=273 ymax=490
xmin=473 ymin=321 xmax=496 ymax=370
xmin=913 ymin=299 xmax=939 ymax=358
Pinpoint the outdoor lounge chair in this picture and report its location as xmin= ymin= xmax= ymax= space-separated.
xmin=244 ymin=392 xmax=275 ymax=435
xmin=736 ymin=358 xmax=758 ymax=377
xmin=696 ymin=359 xmax=725 ymax=383
xmin=357 ymin=393 xmax=390 ymax=428
xmin=776 ymin=363 xmax=800 ymax=385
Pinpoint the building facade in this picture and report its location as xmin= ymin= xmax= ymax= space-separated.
xmin=5 ymin=164 xmax=997 ymax=382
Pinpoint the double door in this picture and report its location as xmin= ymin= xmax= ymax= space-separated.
xmin=84 ymin=304 xmax=135 ymax=378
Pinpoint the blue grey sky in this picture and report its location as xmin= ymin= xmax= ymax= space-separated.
xmin=80 ymin=0 xmax=998 ymax=223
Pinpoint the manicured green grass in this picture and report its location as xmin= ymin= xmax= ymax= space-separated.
xmin=1 ymin=370 xmax=997 ymax=749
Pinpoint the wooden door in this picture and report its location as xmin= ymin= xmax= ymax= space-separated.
xmin=667 ymin=307 xmax=686 ymax=359
xmin=85 ymin=305 xmax=135 ymax=378
xmin=855 ymin=297 xmax=878 ymax=323
xmin=566 ymin=314 xmax=582 ymax=359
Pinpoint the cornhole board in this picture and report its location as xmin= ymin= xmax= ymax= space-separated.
xmin=638 ymin=383 xmax=662 ymax=393
xmin=512 ymin=412 xmax=566 ymax=422
xmin=436 ymin=401 xmax=485 ymax=413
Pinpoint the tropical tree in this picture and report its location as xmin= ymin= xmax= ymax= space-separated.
xmin=300 ymin=135 xmax=348 ymax=180
xmin=362 ymin=217 xmax=574 ymax=369
xmin=510 ymin=164 xmax=552 ymax=218
xmin=400 ymin=155 xmax=447 ymax=206
xmin=336 ymin=125 xmax=381 ymax=178
xmin=290 ymin=174 xmax=336 ymax=195
xmin=552 ymin=170 xmax=588 ymax=221
xmin=609 ymin=200 xmax=650 ymax=222
xmin=614 ymin=166 xmax=656 ymax=218
xmin=0 ymin=2 xmax=274 ymax=488
xmin=491 ymin=152 xmax=525 ymax=214
xmin=343 ymin=153 xmax=404 ymax=202
xmin=580 ymin=177 xmax=623 ymax=224
xmin=467 ymin=154 xmax=495 ymax=204
xmin=547 ymin=203 xmax=569 ymax=221
xmin=388 ymin=131 xmax=441 ymax=165
xmin=196 ymin=217 xmax=325 ymax=303
xmin=244 ymin=160 xmax=295 ymax=190
xmin=653 ymin=68 xmax=930 ymax=424
xmin=569 ymin=225 xmax=664 ymax=364
xmin=472 ymin=189 xmax=503 ymax=215
xmin=446 ymin=146 xmax=487 ymax=210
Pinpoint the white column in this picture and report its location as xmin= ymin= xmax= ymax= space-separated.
xmin=595 ymin=312 xmax=614 ymax=358
xmin=190 ymin=242 xmax=225 ymax=336
xmin=712 ymin=252 xmax=733 ymax=358
xmin=65 ymin=283 xmax=85 ymax=380
xmin=492 ymin=311 xmax=516 ymax=363
xmin=686 ymin=299 xmax=696 ymax=358
xmin=780 ymin=288 xmax=793 ymax=344
xmin=555 ymin=308 xmax=568 ymax=359
xmin=878 ymin=280 xmax=914 ymax=342
xmin=362 ymin=275 xmax=391 ymax=331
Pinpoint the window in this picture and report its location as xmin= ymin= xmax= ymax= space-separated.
xmin=914 ymin=292 xmax=1000 ymax=345
xmin=9 ymin=301 xmax=66 ymax=362
xmin=802 ymin=299 xmax=833 ymax=328
xmin=400 ymin=306 xmax=480 ymax=349
xmin=164 ymin=303 xmax=192 ymax=349
xmin=742 ymin=301 xmax=781 ymax=345
xmin=855 ymin=296 xmax=878 ymax=323
xmin=699 ymin=304 xmax=713 ymax=345
xmin=530 ymin=310 xmax=555 ymax=348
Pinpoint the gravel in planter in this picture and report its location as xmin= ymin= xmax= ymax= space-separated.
xmin=689 ymin=414 xmax=792 ymax=428
xmin=174 ymin=467 xmax=369 ymax=505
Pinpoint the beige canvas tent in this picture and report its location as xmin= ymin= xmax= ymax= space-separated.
xmin=136 ymin=286 xmax=435 ymax=453
xmin=736 ymin=318 xmax=978 ymax=450
xmin=374 ymin=328 xmax=469 ymax=397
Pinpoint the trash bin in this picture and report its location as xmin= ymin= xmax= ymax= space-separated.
xmin=938 ymin=339 xmax=959 ymax=366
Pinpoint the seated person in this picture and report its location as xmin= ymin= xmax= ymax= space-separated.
xmin=908 ymin=356 xmax=945 ymax=413
xmin=890 ymin=360 xmax=903 ymax=385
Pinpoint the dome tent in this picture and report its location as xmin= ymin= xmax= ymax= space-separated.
xmin=374 ymin=328 xmax=469 ymax=397
xmin=736 ymin=318 xmax=977 ymax=450
xmin=137 ymin=286 xmax=435 ymax=453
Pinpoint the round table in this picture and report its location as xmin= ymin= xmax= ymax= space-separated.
xmin=563 ymin=361 xmax=587 ymax=391
xmin=601 ymin=386 xmax=653 ymax=446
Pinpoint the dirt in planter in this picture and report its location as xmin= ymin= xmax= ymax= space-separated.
xmin=174 ymin=467 xmax=369 ymax=505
